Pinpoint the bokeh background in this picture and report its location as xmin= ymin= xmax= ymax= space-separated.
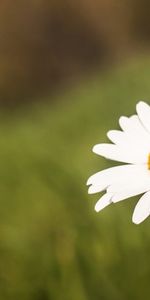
xmin=1 ymin=1 xmax=150 ymax=299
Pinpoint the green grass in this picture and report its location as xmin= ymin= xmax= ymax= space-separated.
xmin=1 ymin=57 xmax=150 ymax=299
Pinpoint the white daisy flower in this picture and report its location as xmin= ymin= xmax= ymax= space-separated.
xmin=87 ymin=101 xmax=150 ymax=224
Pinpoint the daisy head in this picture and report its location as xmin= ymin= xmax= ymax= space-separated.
xmin=87 ymin=101 xmax=150 ymax=224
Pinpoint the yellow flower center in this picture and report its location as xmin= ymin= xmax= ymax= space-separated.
xmin=148 ymin=153 xmax=150 ymax=170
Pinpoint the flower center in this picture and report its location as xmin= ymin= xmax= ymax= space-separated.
xmin=148 ymin=153 xmax=150 ymax=170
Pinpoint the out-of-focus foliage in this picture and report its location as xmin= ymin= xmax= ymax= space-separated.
xmin=0 ymin=0 xmax=149 ymax=105
xmin=0 ymin=57 xmax=150 ymax=299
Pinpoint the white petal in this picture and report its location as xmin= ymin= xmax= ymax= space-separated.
xmin=107 ymin=126 xmax=150 ymax=151
xmin=128 ymin=115 xmax=149 ymax=137
xmin=120 ymin=114 xmax=150 ymax=140
xmin=118 ymin=115 xmax=150 ymax=149
xmin=129 ymin=115 xmax=150 ymax=145
xmin=119 ymin=116 xmax=129 ymax=131
xmin=93 ymin=143 xmax=147 ymax=164
xmin=110 ymin=181 xmax=150 ymax=203
xmin=87 ymin=164 xmax=133 ymax=186
xmin=132 ymin=191 xmax=150 ymax=224
xmin=136 ymin=101 xmax=150 ymax=133
xmin=95 ymin=193 xmax=113 ymax=212
xmin=107 ymin=130 xmax=125 ymax=145
xmin=87 ymin=165 xmax=149 ymax=194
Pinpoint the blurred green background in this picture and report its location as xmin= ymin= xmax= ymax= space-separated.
xmin=1 ymin=1 xmax=150 ymax=299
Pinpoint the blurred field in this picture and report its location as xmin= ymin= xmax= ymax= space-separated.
xmin=0 ymin=0 xmax=150 ymax=106
xmin=0 ymin=57 xmax=150 ymax=299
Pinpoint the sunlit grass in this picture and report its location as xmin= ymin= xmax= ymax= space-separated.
xmin=0 ymin=57 xmax=150 ymax=299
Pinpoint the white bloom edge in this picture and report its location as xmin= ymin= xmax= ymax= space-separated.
xmin=87 ymin=101 xmax=150 ymax=224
